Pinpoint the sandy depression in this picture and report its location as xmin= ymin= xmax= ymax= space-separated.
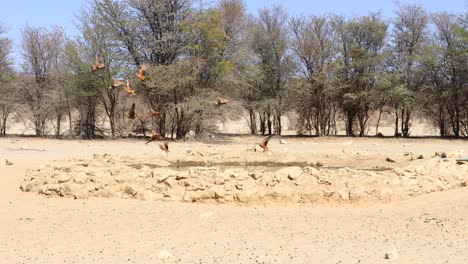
xmin=1 ymin=136 xmax=467 ymax=263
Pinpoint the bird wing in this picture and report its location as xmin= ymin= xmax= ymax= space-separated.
xmin=261 ymin=135 xmax=273 ymax=146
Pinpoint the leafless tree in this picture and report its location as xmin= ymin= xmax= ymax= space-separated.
xmin=20 ymin=26 xmax=66 ymax=136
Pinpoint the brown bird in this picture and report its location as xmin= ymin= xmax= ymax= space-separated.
xmin=128 ymin=103 xmax=136 ymax=120
xmin=124 ymin=80 xmax=136 ymax=95
xmin=112 ymin=79 xmax=125 ymax=88
xmin=149 ymin=109 xmax=161 ymax=118
xmin=159 ymin=142 xmax=169 ymax=154
xmin=217 ymin=96 xmax=229 ymax=106
xmin=146 ymin=130 xmax=161 ymax=144
xmin=135 ymin=64 xmax=147 ymax=81
xmin=258 ymin=135 xmax=273 ymax=152
xmin=92 ymin=55 xmax=106 ymax=72
xmin=5 ymin=159 xmax=13 ymax=166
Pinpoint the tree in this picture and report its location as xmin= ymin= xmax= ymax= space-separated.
xmin=20 ymin=26 xmax=66 ymax=136
xmin=290 ymin=15 xmax=337 ymax=135
xmin=0 ymin=23 xmax=15 ymax=135
xmin=391 ymin=4 xmax=429 ymax=137
xmin=251 ymin=5 xmax=294 ymax=135
xmin=334 ymin=14 xmax=388 ymax=136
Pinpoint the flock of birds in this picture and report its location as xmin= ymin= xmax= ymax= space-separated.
xmin=91 ymin=56 xmax=273 ymax=154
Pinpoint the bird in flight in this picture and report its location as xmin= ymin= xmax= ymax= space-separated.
xmin=258 ymin=135 xmax=273 ymax=152
xmin=136 ymin=64 xmax=147 ymax=81
xmin=112 ymin=79 xmax=125 ymax=88
xmin=124 ymin=80 xmax=136 ymax=95
xmin=128 ymin=103 xmax=136 ymax=120
xmin=146 ymin=130 xmax=161 ymax=144
xmin=149 ymin=109 xmax=161 ymax=118
xmin=92 ymin=55 xmax=106 ymax=72
xmin=160 ymin=142 xmax=169 ymax=154
xmin=217 ymin=97 xmax=229 ymax=106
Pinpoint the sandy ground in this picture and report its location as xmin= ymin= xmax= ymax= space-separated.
xmin=1 ymin=136 xmax=467 ymax=263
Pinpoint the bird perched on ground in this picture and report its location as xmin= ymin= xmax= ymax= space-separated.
xmin=135 ymin=64 xmax=147 ymax=81
xmin=258 ymin=135 xmax=273 ymax=152
xmin=112 ymin=79 xmax=125 ymax=88
xmin=92 ymin=55 xmax=105 ymax=72
xmin=5 ymin=159 xmax=13 ymax=166
xmin=160 ymin=142 xmax=169 ymax=154
xmin=149 ymin=109 xmax=161 ymax=118
xmin=128 ymin=103 xmax=136 ymax=120
xmin=146 ymin=131 xmax=161 ymax=144
xmin=217 ymin=97 xmax=229 ymax=106
xmin=124 ymin=80 xmax=136 ymax=95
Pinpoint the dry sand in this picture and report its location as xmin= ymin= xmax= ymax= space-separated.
xmin=1 ymin=136 xmax=467 ymax=263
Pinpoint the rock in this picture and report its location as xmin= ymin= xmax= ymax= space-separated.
xmin=403 ymin=152 xmax=413 ymax=156
xmin=249 ymin=172 xmax=263 ymax=180
xmin=417 ymin=155 xmax=424 ymax=160
xmin=276 ymin=167 xmax=303 ymax=181
xmin=446 ymin=150 xmax=464 ymax=158
xmin=384 ymin=248 xmax=399 ymax=260
xmin=137 ymin=166 xmax=153 ymax=178
xmin=57 ymin=174 xmax=71 ymax=183
xmin=74 ymin=172 xmax=89 ymax=184
xmin=386 ymin=157 xmax=396 ymax=163
xmin=158 ymin=249 xmax=174 ymax=260
xmin=315 ymin=161 xmax=324 ymax=167
xmin=376 ymin=132 xmax=384 ymax=138
xmin=5 ymin=159 xmax=13 ymax=166
xmin=304 ymin=166 xmax=321 ymax=176
xmin=123 ymin=186 xmax=137 ymax=197
xmin=279 ymin=139 xmax=288 ymax=144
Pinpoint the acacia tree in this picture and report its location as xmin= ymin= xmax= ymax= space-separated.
xmin=290 ymin=15 xmax=337 ymax=136
xmin=20 ymin=26 xmax=66 ymax=136
xmin=78 ymin=3 xmax=131 ymax=138
xmin=431 ymin=12 xmax=467 ymax=137
xmin=93 ymin=0 xmax=192 ymax=136
xmin=334 ymin=14 xmax=388 ymax=136
xmin=391 ymin=4 xmax=429 ymax=137
xmin=0 ymin=23 xmax=15 ymax=135
xmin=251 ymin=5 xmax=294 ymax=135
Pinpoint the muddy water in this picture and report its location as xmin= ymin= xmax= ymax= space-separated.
xmin=128 ymin=161 xmax=393 ymax=172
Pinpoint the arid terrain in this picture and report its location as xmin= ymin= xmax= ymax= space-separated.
xmin=1 ymin=136 xmax=467 ymax=263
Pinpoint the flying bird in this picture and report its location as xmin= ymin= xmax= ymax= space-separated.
xmin=124 ymin=80 xmax=136 ymax=95
xmin=258 ymin=135 xmax=273 ymax=152
xmin=160 ymin=142 xmax=169 ymax=154
xmin=149 ymin=109 xmax=161 ymax=118
xmin=92 ymin=55 xmax=106 ymax=72
xmin=217 ymin=97 xmax=229 ymax=106
xmin=128 ymin=103 xmax=136 ymax=120
xmin=145 ymin=130 xmax=161 ymax=144
xmin=112 ymin=79 xmax=125 ymax=88
xmin=135 ymin=64 xmax=147 ymax=81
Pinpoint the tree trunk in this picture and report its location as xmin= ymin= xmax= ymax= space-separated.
xmin=375 ymin=107 xmax=383 ymax=135
xmin=267 ymin=112 xmax=272 ymax=136
xmin=55 ymin=113 xmax=62 ymax=138
xmin=394 ymin=108 xmax=399 ymax=137
xmin=401 ymin=108 xmax=411 ymax=137
xmin=346 ymin=110 xmax=355 ymax=137
xmin=259 ymin=112 xmax=266 ymax=136
xmin=159 ymin=113 xmax=166 ymax=138
xmin=249 ymin=109 xmax=257 ymax=135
